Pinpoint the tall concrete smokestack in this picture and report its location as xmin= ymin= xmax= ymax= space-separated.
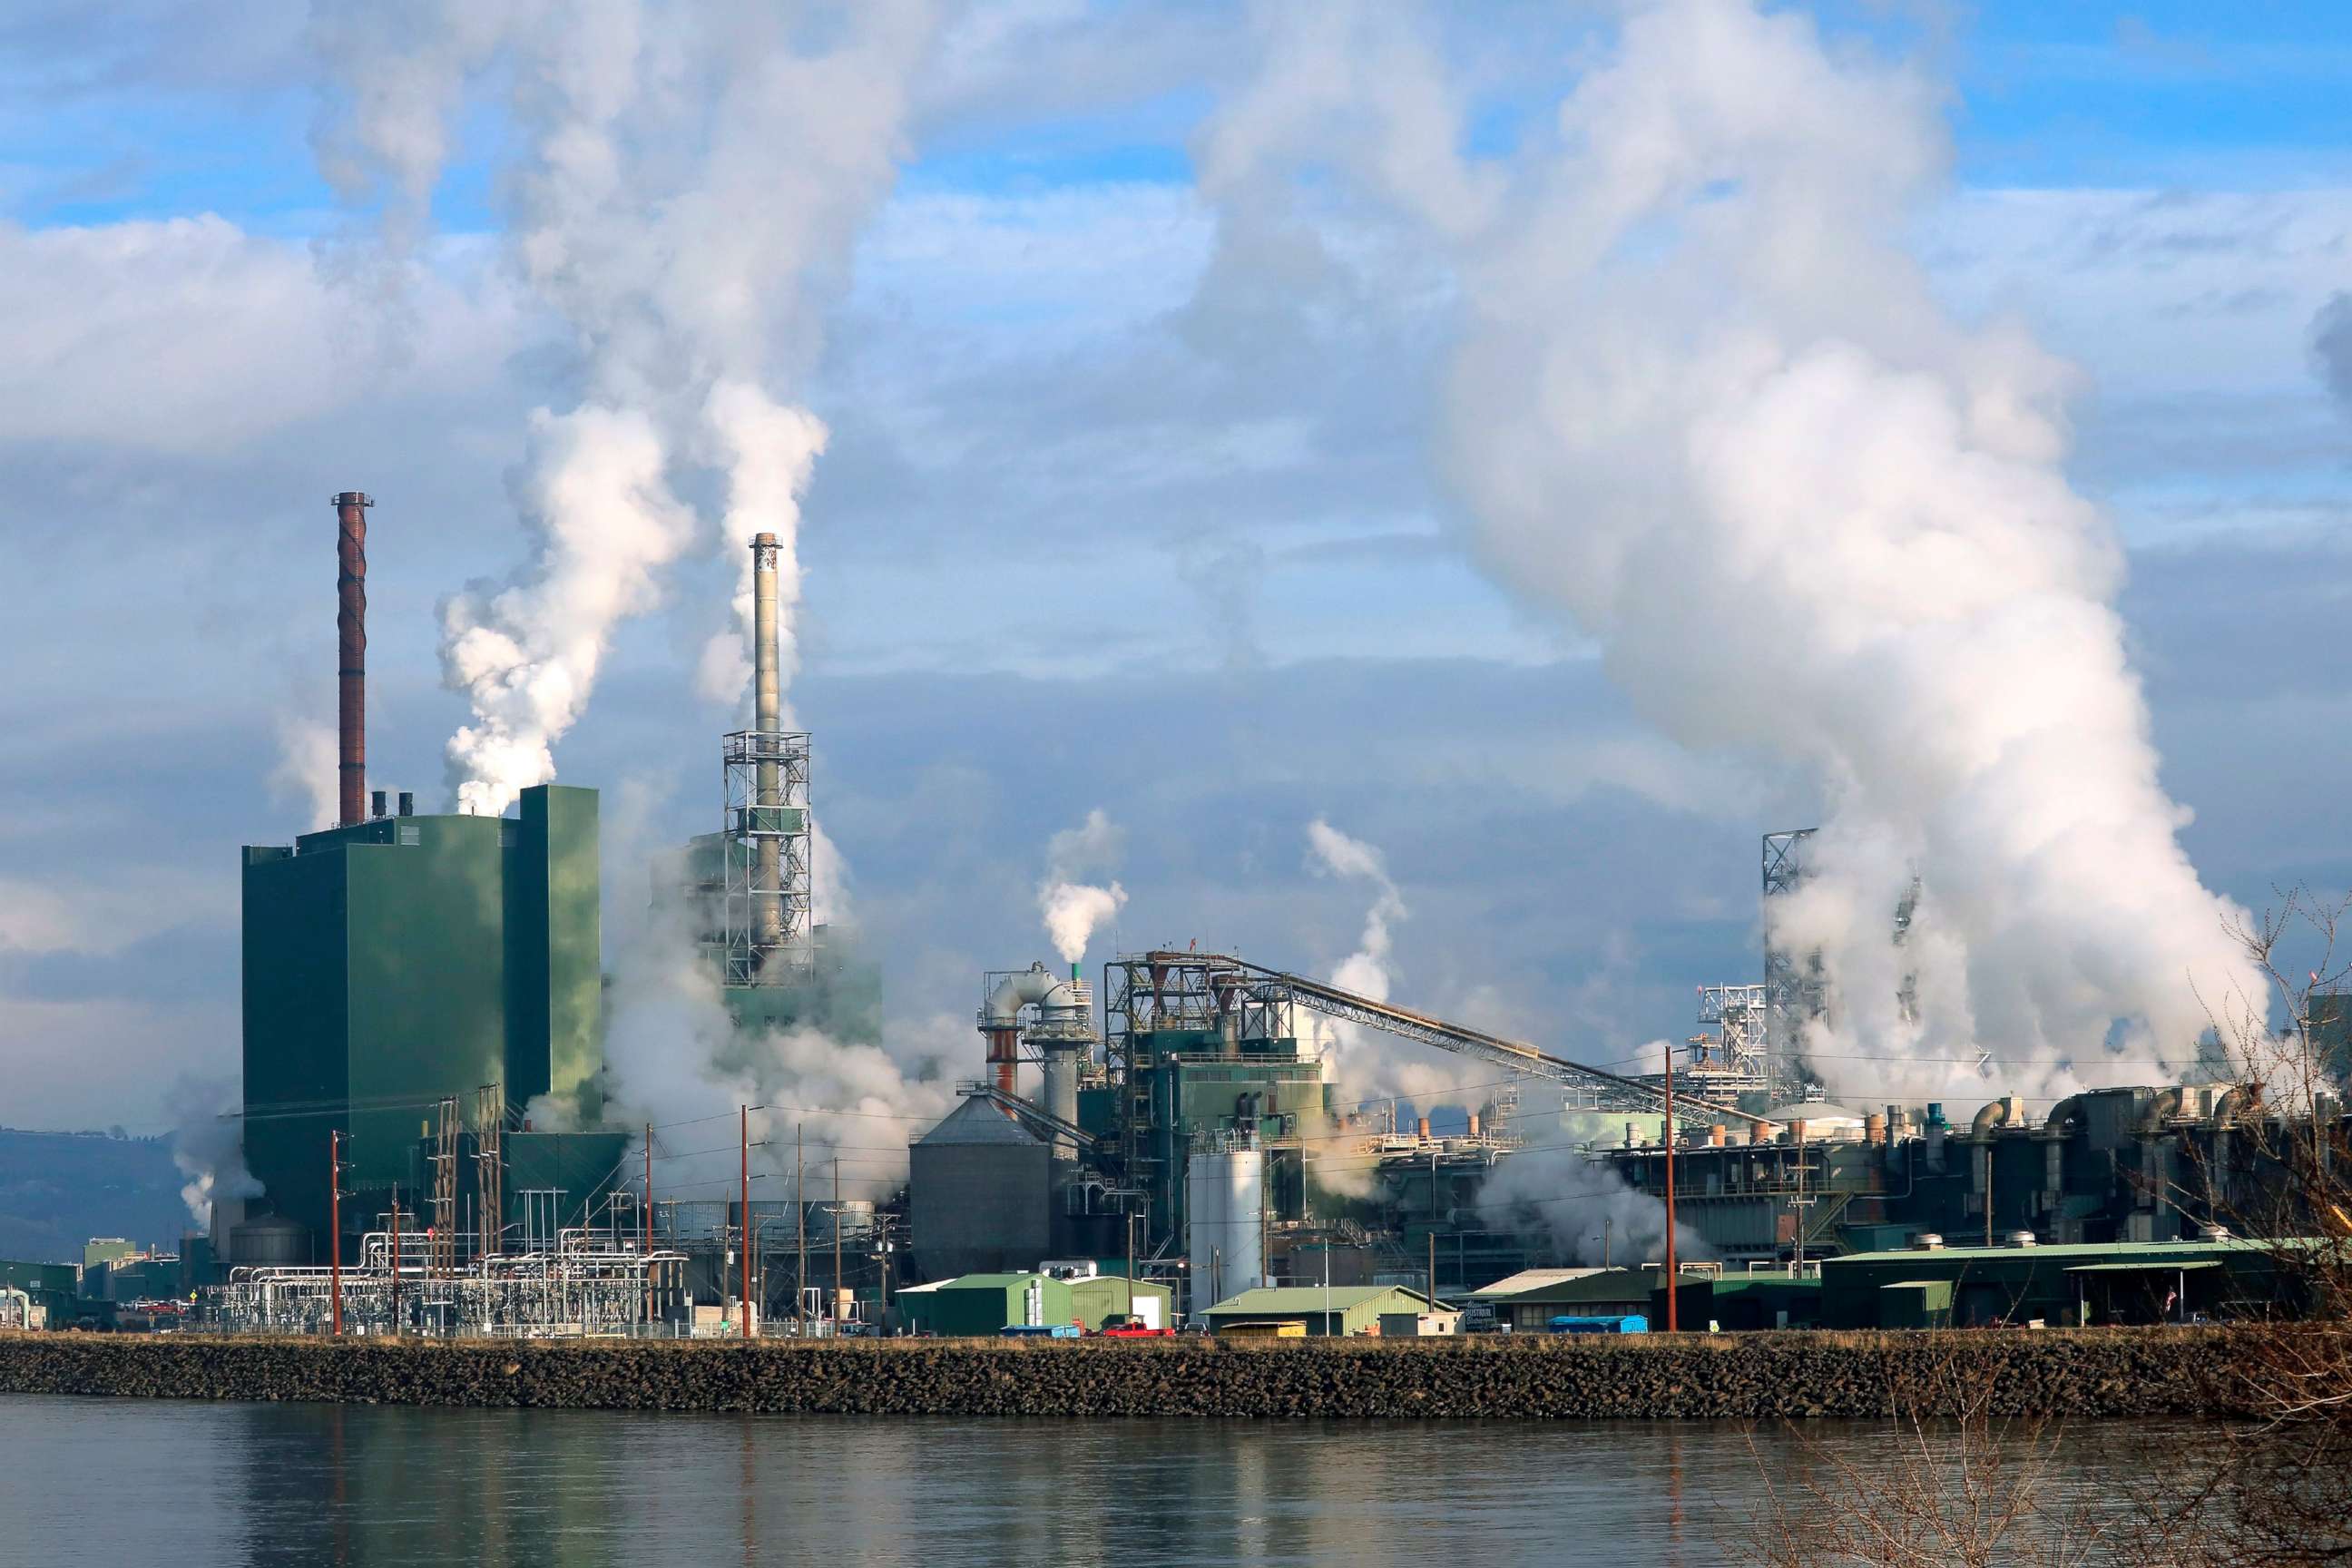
xmin=334 ymin=492 xmax=373 ymax=828
xmin=751 ymin=532 xmax=783 ymax=947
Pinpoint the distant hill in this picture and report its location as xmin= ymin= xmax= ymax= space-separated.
xmin=0 ymin=1129 xmax=192 ymax=1265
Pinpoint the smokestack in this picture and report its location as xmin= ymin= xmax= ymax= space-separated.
xmin=751 ymin=532 xmax=783 ymax=949
xmin=334 ymin=492 xmax=372 ymax=828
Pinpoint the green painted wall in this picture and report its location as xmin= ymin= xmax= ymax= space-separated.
xmin=507 ymin=788 xmax=603 ymax=1119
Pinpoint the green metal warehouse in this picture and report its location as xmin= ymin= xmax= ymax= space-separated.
xmin=1202 ymin=1285 xmax=1440 ymax=1337
xmin=1818 ymin=1238 xmax=2292 ymax=1328
xmin=239 ymin=784 xmax=605 ymax=1258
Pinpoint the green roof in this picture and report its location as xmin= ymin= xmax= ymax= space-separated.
xmin=1826 ymin=1240 xmax=2263 ymax=1267
xmin=934 ymin=1273 xmax=1045 ymax=1290
xmin=1478 ymin=1269 xmax=1661 ymax=1304
xmin=1203 ymin=1286 xmax=1430 ymax=1315
xmin=2065 ymin=1259 xmax=2224 ymax=1274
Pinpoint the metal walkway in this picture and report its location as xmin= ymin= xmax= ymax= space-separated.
xmin=1130 ymin=950 xmax=1768 ymax=1131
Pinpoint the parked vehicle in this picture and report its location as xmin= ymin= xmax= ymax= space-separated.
xmin=1548 ymin=1314 xmax=1649 ymax=1335
xmin=1098 ymin=1325 xmax=1174 ymax=1338
xmin=998 ymin=1323 xmax=1083 ymax=1339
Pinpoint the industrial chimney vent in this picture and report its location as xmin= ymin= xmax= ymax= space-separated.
xmin=1912 ymin=1233 xmax=1945 ymax=1251
xmin=2004 ymin=1230 xmax=2038 ymax=1249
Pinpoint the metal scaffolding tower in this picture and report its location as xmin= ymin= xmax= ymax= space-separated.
xmin=1761 ymin=828 xmax=1828 ymax=1096
xmin=720 ymin=728 xmax=813 ymax=984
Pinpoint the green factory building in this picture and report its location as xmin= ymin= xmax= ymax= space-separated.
xmin=239 ymin=785 xmax=608 ymax=1255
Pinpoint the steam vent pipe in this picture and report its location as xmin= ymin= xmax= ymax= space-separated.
xmin=752 ymin=531 xmax=783 ymax=947
xmin=334 ymin=492 xmax=372 ymax=828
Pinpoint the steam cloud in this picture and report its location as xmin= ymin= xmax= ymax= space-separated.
xmin=1207 ymin=0 xmax=2263 ymax=1104
xmin=1303 ymin=818 xmax=1485 ymax=1116
xmin=1038 ymin=808 xmax=1126 ymax=965
xmin=599 ymin=866 xmax=954 ymax=1204
xmin=309 ymin=2 xmax=944 ymax=816
xmin=1477 ymin=1145 xmax=1710 ymax=1269
xmin=167 ymin=1073 xmax=262 ymax=1230
xmin=266 ymin=716 xmax=338 ymax=833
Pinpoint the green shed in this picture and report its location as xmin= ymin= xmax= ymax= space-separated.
xmin=1069 ymin=1275 xmax=1175 ymax=1331
xmin=900 ymin=1273 xmax=1078 ymax=1337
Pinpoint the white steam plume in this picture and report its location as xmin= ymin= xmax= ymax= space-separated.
xmin=167 ymin=1073 xmax=262 ymax=1230
xmin=1303 ymin=818 xmax=1485 ymax=1115
xmin=1477 ymin=1146 xmax=1710 ymax=1269
xmin=310 ymin=2 xmax=945 ymax=816
xmin=1038 ymin=808 xmax=1126 ymax=966
xmin=1207 ymin=0 xmax=2263 ymax=1105
xmin=600 ymin=855 xmax=954 ymax=1202
xmin=266 ymin=717 xmax=338 ymax=832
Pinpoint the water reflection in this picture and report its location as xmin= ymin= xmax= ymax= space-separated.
xmin=0 ymin=1395 xmax=2202 ymax=1568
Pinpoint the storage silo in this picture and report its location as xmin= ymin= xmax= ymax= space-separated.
xmin=909 ymin=1096 xmax=1051 ymax=1280
xmin=1186 ymin=1138 xmax=1265 ymax=1318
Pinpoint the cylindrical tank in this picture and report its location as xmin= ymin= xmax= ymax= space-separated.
xmin=1865 ymin=1113 xmax=1886 ymax=1147
xmin=1040 ymin=1043 xmax=1080 ymax=1161
xmin=1708 ymin=1124 xmax=1726 ymax=1148
xmin=1416 ymin=1117 xmax=1431 ymax=1141
xmin=1186 ymin=1144 xmax=1264 ymax=1318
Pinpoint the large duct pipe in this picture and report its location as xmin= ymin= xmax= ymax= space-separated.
xmin=751 ymin=533 xmax=784 ymax=949
xmin=334 ymin=492 xmax=372 ymax=828
xmin=980 ymin=963 xmax=1071 ymax=1104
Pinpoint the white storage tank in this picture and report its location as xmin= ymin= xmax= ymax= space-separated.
xmin=1186 ymin=1142 xmax=1266 ymax=1318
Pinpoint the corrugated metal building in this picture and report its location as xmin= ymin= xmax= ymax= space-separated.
xmin=1203 ymin=1285 xmax=1438 ymax=1336
xmin=240 ymin=785 xmax=603 ymax=1251
xmin=1470 ymin=1267 xmax=1662 ymax=1330
xmin=1818 ymin=1238 xmax=2290 ymax=1328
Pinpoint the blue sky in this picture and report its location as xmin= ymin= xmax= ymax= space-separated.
xmin=3 ymin=1 xmax=2350 ymax=1131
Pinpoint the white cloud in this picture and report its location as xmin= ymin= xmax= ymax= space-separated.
xmin=0 ymin=216 xmax=515 ymax=452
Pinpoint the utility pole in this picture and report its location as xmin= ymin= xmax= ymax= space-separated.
xmin=739 ymin=1106 xmax=751 ymax=1338
xmin=1124 ymin=1210 xmax=1134 ymax=1325
xmin=329 ymin=1130 xmax=344 ymax=1338
xmin=1662 ymin=1038 xmax=1678 ymax=1333
xmin=795 ymin=1125 xmax=807 ymax=1336
xmin=388 ymin=1184 xmax=401 ymax=1335
xmin=642 ymin=1123 xmax=652 ymax=1252
xmin=1427 ymin=1230 xmax=1436 ymax=1314
xmin=1984 ymin=1138 xmax=1995 ymax=1249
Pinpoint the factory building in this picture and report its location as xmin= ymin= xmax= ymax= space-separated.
xmin=230 ymin=494 xmax=623 ymax=1270
xmin=238 ymin=783 xmax=612 ymax=1257
xmin=1600 ymin=1086 xmax=2348 ymax=1267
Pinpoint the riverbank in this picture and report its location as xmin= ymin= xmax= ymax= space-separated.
xmin=0 ymin=1328 xmax=2239 ymax=1418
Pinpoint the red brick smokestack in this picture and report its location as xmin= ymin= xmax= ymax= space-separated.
xmin=335 ymin=492 xmax=373 ymax=827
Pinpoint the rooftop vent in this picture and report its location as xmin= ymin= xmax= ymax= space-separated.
xmin=2005 ymin=1230 xmax=2038 ymax=1249
xmin=2198 ymin=1224 xmax=2232 ymax=1242
xmin=1912 ymin=1233 xmax=1945 ymax=1251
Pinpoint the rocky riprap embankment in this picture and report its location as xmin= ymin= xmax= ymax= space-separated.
xmin=0 ymin=1328 xmax=2236 ymax=1419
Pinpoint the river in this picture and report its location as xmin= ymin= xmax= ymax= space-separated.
xmin=0 ymin=1394 xmax=2201 ymax=1564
